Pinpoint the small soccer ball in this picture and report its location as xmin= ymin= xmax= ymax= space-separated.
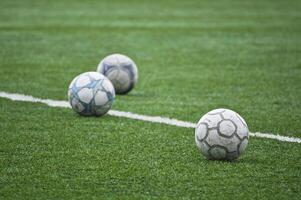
xmin=97 ymin=53 xmax=138 ymax=94
xmin=195 ymin=108 xmax=249 ymax=161
xmin=68 ymin=72 xmax=115 ymax=116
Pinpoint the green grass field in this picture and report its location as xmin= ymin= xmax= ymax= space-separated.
xmin=0 ymin=0 xmax=301 ymax=199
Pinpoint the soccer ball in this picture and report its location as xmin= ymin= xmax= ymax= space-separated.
xmin=195 ymin=108 xmax=249 ymax=161
xmin=97 ymin=53 xmax=138 ymax=94
xmin=68 ymin=72 xmax=115 ymax=116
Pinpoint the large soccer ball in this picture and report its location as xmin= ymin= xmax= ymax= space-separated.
xmin=68 ymin=72 xmax=115 ymax=116
xmin=195 ymin=108 xmax=249 ymax=161
xmin=97 ymin=54 xmax=138 ymax=94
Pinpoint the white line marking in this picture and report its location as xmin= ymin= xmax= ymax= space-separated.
xmin=249 ymin=132 xmax=301 ymax=143
xmin=109 ymin=110 xmax=196 ymax=128
xmin=0 ymin=91 xmax=300 ymax=144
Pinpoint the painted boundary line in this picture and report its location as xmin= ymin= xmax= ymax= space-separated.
xmin=0 ymin=91 xmax=300 ymax=144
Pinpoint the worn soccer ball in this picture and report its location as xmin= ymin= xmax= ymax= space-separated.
xmin=68 ymin=72 xmax=115 ymax=116
xmin=195 ymin=108 xmax=249 ymax=161
xmin=97 ymin=54 xmax=138 ymax=94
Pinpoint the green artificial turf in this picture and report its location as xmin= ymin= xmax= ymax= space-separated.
xmin=0 ymin=0 xmax=301 ymax=199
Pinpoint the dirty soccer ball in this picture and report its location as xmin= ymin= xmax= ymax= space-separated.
xmin=195 ymin=108 xmax=249 ymax=161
